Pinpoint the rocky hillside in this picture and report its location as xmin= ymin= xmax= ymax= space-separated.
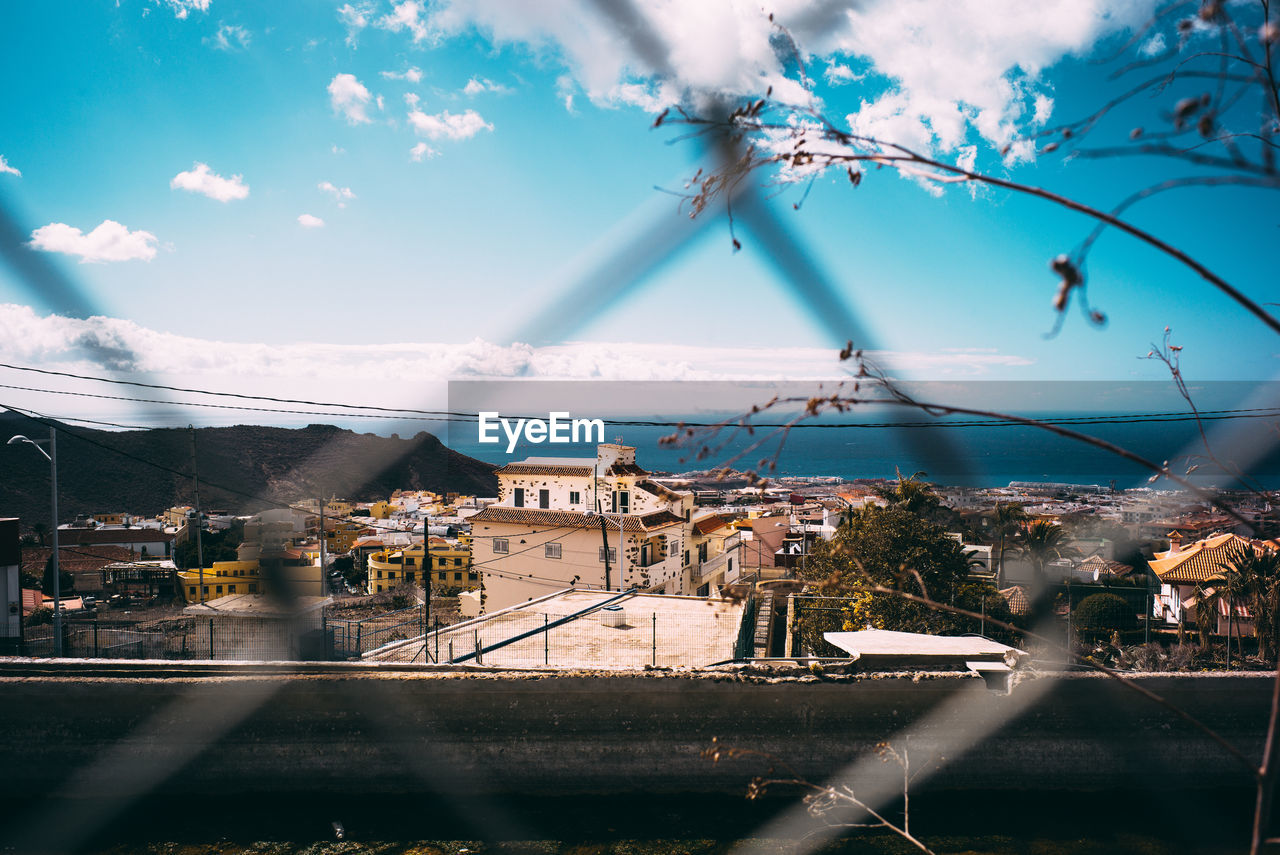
xmin=0 ymin=412 xmax=497 ymax=526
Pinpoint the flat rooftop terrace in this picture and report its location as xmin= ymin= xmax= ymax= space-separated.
xmin=368 ymin=589 xmax=747 ymax=669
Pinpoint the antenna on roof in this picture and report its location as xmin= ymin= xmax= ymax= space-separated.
xmin=614 ymin=435 xmax=623 ymax=443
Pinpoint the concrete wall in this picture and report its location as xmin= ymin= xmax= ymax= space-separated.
xmin=0 ymin=662 xmax=1269 ymax=803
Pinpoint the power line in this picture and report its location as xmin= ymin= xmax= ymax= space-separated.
xmin=6 ymin=360 xmax=1280 ymax=430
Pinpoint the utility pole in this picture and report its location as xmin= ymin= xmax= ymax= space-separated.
xmin=49 ymin=429 xmax=61 ymax=657
xmin=189 ymin=426 xmax=204 ymax=603
xmin=598 ymin=500 xmax=612 ymax=591
xmin=318 ymin=496 xmax=326 ymax=597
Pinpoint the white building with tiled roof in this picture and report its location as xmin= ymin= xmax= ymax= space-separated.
xmin=470 ymin=444 xmax=695 ymax=611
xmin=1149 ymin=531 xmax=1275 ymax=627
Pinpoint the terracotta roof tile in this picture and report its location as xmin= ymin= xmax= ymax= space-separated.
xmin=469 ymin=505 xmax=684 ymax=533
xmin=496 ymin=463 xmax=595 ymax=477
xmin=1149 ymin=533 xmax=1272 ymax=584
xmin=693 ymin=514 xmax=730 ymax=535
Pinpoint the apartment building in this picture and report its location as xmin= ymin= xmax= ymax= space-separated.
xmin=469 ymin=444 xmax=694 ymax=611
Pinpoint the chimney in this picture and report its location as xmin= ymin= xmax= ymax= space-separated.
xmin=1168 ymin=530 xmax=1184 ymax=552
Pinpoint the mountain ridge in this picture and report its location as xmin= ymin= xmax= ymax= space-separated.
xmin=0 ymin=412 xmax=497 ymax=527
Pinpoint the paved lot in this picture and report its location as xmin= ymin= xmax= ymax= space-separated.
xmin=370 ymin=590 xmax=746 ymax=668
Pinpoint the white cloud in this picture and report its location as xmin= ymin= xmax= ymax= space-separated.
xmin=337 ymin=2 xmax=375 ymax=46
xmin=462 ymin=77 xmax=511 ymax=96
xmin=381 ymin=67 xmax=424 ymax=83
xmin=377 ymin=0 xmax=429 ymax=42
xmin=206 ymin=23 xmax=250 ymax=50
xmin=1141 ymin=31 xmax=1166 ymax=57
xmin=0 ymin=155 xmax=20 ymax=177
xmin=811 ymin=0 xmax=1156 ymax=162
xmin=328 ymin=73 xmax=374 ymax=124
xmin=425 ymin=0 xmax=1155 ymax=157
xmin=0 ymin=304 xmax=1032 ymax=403
xmin=407 ymin=108 xmax=492 ymax=141
xmin=169 ymin=162 xmax=249 ymax=202
xmin=410 ymin=142 xmax=438 ymax=161
xmin=331 ymin=144 xmax=346 ymax=155
xmin=297 ymin=214 xmax=325 ymax=228
xmin=28 ymin=220 xmax=159 ymax=264
xmin=153 ymin=0 xmax=210 ymax=19
xmin=318 ymin=180 xmax=356 ymax=206
xmin=823 ymin=64 xmax=863 ymax=85
xmin=404 ymin=92 xmax=420 ymax=107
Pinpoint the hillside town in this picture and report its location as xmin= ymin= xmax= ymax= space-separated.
xmin=5 ymin=440 xmax=1276 ymax=670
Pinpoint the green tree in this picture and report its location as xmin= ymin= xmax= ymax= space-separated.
xmin=1073 ymin=593 xmax=1136 ymax=634
xmin=796 ymin=503 xmax=974 ymax=651
xmin=331 ymin=554 xmax=363 ymax=588
xmin=42 ymin=555 xmax=73 ymax=597
xmin=988 ymin=502 xmax=1029 ymax=587
xmin=1015 ymin=520 xmax=1074 ymax=577
xmin=1217 ymin=543 xmax=1280 ymax=662
xmin=1192 ymin=584 xmax=1216 ymax=651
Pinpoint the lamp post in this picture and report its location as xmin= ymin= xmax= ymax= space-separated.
xmin=8 ymin=429 xmax=61 ymax=657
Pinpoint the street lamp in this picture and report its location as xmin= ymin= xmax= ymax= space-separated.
xmin=8 ymin=429 xmax=61 ymax=657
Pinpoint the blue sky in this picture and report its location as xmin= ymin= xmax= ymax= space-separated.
xmin=0 ymin=0 xmax=1276 ymax=434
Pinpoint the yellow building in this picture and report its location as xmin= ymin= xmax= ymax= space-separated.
xmin=164 ymin=506 xmax=195 ymax=527
xmin=179 ymin=555 xmax=326 ymax=603
xmin=178 ymin=560 xmax=261 ymax=603
xmin=325 ymin=521 xmax=366 ymax=554
xmin=93 ymin=512 xmax=127 ymax=526
xmin=367 ymin=540 xmax=477 ymax=594
xmin=369 ymin=501 xmax=398 ymax=520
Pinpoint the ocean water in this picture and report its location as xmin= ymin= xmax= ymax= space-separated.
xmin=446 ymin=413 xmax=1280 ymax=489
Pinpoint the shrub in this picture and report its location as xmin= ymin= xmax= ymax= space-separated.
xmin=1074 ymin=593 xmax=1136 ymax=632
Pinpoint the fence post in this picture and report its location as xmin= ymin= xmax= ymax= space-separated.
xmin=209 ymin=618 xmax=214 ymax=659
xmin=356 ymin=623 xmax=362 ymax=654
xmin=474 ymin=630 xmax=482 ymax=665
xmin=435 ymin=617 xmax=440 ymax=663
xmin=93 ymin=619 xmax=99 ymax=658
xmin=449 ymin=639 xmax=454 ymax=662
xmin=652 ymin=612 xmax=657 ymax=667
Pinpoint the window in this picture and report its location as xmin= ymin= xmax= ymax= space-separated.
xmin=377 ymin=570 xmax=383 ymax=579
xmin=513 ymin=488 xmax=525 ymax=508
xmin=545 ymin=542 xmax=562 ymax=559
xmin=454 ymin=572 xmax=463 ymax=581
xmin=494 ymin=538 xmax=509 ymax=554
xmin=406 ymin=572 xmax=415 ymax=582
xmin=454 ymin=557 xmax=462 ymax=566
xmin=216 ymin=585 xmax=223 ymax=594
xmin=229 ymin=585 xmax=236 ymax=593
xmin=437 ymin=571 xmax=446 ymax=581
xmin=599 ymin=547 xmax=616 ymax=563
xmin=376 ymin=585 xmax=382 ymax=593
xmin=468 ymin=572 xmax=478 ymax=581
xmin=539 ymin=488 xmax=549 ymax=509
xmin=569 ymin=491 xmax=581 ymax=505
xmin=249 ymin=584 xmax=258 ymax=593
xmin=615 ymin=490 xmax=630 ymax=514
xmin=698 ymin=543 xmax=708 ymax=562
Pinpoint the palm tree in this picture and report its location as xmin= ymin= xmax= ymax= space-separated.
xmin=1192 ymin=583 xmax=1216 ymax=652
xmin=1217 ymin=542 xmax=1280 ymax=663
xmin=988 ymin=502 xmax=1029 ymax=587
xmin=1017 ymin=520 xmax=1073 ymax=578
xmin=877 ymin=468 xmax=941 ymax=518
